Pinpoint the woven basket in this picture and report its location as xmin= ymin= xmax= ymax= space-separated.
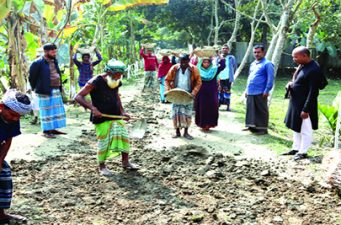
xmin=160 ymin=49 xmax=172 ymax=56
xmin=171 ymin=50 xmax=189 ymax=57
xmin=193 ymin=47 xmax=218 ymax=58
xmin=142 ymin=43 xmax=156 ymax=49
xmin=165 ymin=88 xmax=193 ymax=104
xmin=77 ymin=46 xmax=96 ymax=54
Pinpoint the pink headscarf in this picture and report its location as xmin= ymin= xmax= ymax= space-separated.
xmin=158 ymin=56 xmax=172 ymax=78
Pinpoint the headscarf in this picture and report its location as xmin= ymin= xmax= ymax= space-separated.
xmin=104 ymin=59 xmax=126 ymax=74
xmin=158 ymin=56 xmax=172 ymax=78
xmin=198 ymin=58 xmax=218 ymax=81
xmin=2 ymin=89 xmax=32 ymax=115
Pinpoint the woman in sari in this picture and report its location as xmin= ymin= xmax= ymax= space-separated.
xmin=195 ymin=57 xmax=225 ymax=132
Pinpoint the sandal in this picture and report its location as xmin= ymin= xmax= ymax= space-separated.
xmin=183 ymin=133 xmax=194 ymax=140
xmin=0 ymin=214 xmax=27 ymax=224
xmin=99 ymin=167 xmax=113 ymax=177
xmin=50 ymin=130 xmax=67 ymax=135
xmin=172 ymin=133 xmax=181 ymax=138
xmin=42 ymin=132 xmax=56 ymax=139
xmin=123 ymin=163 xmax=140 ymax=170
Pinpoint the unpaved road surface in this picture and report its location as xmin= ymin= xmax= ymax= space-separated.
xmin=7 ymin=81 xmax=341 ymax=224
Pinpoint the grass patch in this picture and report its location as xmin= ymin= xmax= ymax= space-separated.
xmin=230 ymin=74 xmax=340 ymax=154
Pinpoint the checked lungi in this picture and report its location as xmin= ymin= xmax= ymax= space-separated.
xmin=172 ymin=103 xmax=193 ymax=129
xmin=95 ymin=120 xmax=130 ymax=163
xmin=0 ymin=161 xmax=12 ymax=209
xmin=144 ymin=71 xmax=156 ymax=89
xmin=37 ymin=88 xmax=66 ymax=131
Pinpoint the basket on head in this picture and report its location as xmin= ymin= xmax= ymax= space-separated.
xmin=160 ymin=49 xmax=172 ymax=56
xmin=165 ymin=88 xmax=193 ymax=104
xmin=142 ymin=43 xmax=157 ymax=49
xmin=193 ymin=46 xmax=218 ymax=58
xmin=77 ymin=46 xmax=96 ymax=55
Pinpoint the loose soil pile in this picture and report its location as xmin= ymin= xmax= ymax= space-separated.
xmin=9 ymin=89 xmax=341 ymax=224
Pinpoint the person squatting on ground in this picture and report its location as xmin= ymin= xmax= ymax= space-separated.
xmin=244 ymin=45 xmax=274 ymax=135
xmin=75 ymin=59 xmax=139 ymax=177
xmin=217 ymin=44 xmax=237 ymax=111
xmin=195 ymin=57 xmax=225 ymax=132
xmin=282 ymin=46 xmax=326 ymax=160
xmin=0 ymin=89 xmax=32 ymax=224
xmin=29 ymin=43 xmax=67 ymax=139
xmin=157 ymin=56 xmax=173 ymax=103
xmin=140 ymin=46 xmax=158 ymax=91
xmin=73 ymin=47 xmax=102 ymax=87
xmin=165 ymin=54 xmax=202 ymax=140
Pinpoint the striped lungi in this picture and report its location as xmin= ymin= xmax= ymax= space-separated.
xmin=144 ymin=71 xmax=156 ymax=89
xmin=37 ymin=88 xmax=66 ymax=131
xmin=172 ymin=103 xmax=193 ymax=129
xmin=95 ymin=120 xmax=130 ymax=163
xmin=0 ymin=161 xmax=12 ymax=209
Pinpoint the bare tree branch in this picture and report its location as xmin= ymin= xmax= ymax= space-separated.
xmin=221 ymin=0 xmax=268 ymax=25
xmin=260 ymin=0 xmax=277 ymax=32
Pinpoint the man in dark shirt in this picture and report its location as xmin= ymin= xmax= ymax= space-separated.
xmin=282 ymin=46 xmax=323 ymax=160
xmin=0 ymin=90 xmax=32 ymax=223
xmin=75 ymin=59 xmax=139 ymax=176
xmin=73 ymin=47 xmax=102 ymax=87
xmin=29 ymin=43 xmax=66 ymax=138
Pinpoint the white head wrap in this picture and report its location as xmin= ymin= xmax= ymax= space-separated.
xmin=2 ymin=89 xmax=32 ymax=115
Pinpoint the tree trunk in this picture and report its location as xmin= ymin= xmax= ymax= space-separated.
xmin=306 ymin=3 xmax=320 ymax=49
xmin=69 ymin=43 xmax=75 ymax=100
xmin=207 ymin=0 xmax=214 ymax=46
xmin=7 ymin=12 xmax=26 ymax=92
xmin=234 ymin=0 xmax=262 ymax=80
xmin=213 ymin=0 xmax=219 ymax=46
xmin=265 ymin=31 xmax=278 ymax=60
xmin=271 ymin=0 xmax=302 ymax=76
xmin=129 ymin=10 xmax=136 ymax=64
xmin=227 ymin=0 xmax=241 ymax=50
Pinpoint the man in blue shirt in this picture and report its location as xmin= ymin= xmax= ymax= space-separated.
xmin=244 ymin=45 xmax=274 ymax=135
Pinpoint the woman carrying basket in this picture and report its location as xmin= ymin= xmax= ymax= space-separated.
xmin=195 ymin=56 xmax=225 ymax=132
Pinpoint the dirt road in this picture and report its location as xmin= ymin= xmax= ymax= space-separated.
xmin=7 ymin=80 xmax=341 ymax=224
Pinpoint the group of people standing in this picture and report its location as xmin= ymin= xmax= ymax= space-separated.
xmin=0 ymin=42 xmax=325 ymax=223
xmin=140 ymin=44 xmax=237 ymax=139
xmin=141 ymin=44 xmax=325 ymax=162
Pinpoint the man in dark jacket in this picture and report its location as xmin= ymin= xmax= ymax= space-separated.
xmin=282 ymin=46 xmax=322 ymax=160
xmin=29 ymin=43 xmax=66 ymax=138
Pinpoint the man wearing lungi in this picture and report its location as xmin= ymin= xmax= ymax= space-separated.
xmin=29 ymin=43 xmax=67 ymax=139
xmin=244 ymin=45 xmax=274 ymax=135
xmin=75 ymin=59 xmax=139 ymax=176
xmin=165 ymin=54 xmax=202 ymax=140
xmin=218 ymin=44 xmax=237 ymax=111
xmin=0 ymin=90 xmax=32 ymax=223
xmin=140 ymin=46 xmax=158 ymax=91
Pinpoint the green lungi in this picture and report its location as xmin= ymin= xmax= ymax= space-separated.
xmin=95 ymin=120 xmax=130 ymax=162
